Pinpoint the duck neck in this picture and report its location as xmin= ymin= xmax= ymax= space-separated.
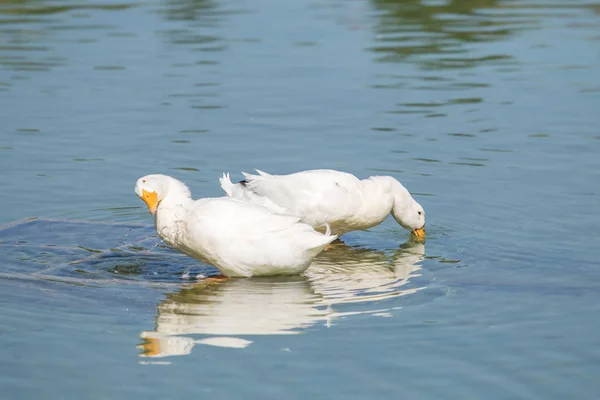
xmin=388 ymin=178 xmax=417 ymax=228
xmin=154 ymin=178 xmax=193 ymax=245
xmin=368 ymin=175 xmax=412 ymax=217
xmin=391 ymin=178 xmax=412 ymax=208
xmin=352 ymin=177 xmax=396 ymax=222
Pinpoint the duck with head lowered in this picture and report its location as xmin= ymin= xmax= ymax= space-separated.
xmin=220 ymin=168 xmax=426 ymax=238
xmin=134 ymin=174 xmax=337 ymax=277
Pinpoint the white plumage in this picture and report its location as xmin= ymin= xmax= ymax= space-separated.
xmin=135 ymin=174 xmax=337 ymax=277
xmin=220 ymin=169 xmax=426 ymax=237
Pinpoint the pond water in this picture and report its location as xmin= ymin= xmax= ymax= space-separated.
xmin=1 ymin=0 xmax=600 ymax=398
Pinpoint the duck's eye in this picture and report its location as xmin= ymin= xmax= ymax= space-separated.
xmin=418 ymin=211 xmax=422 ymax=216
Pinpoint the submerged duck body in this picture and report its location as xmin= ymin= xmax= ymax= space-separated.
xmin=220 ymin=169 xmax=426 ymax=237
xmin=135 ymin=174 xmax=337 ymax=277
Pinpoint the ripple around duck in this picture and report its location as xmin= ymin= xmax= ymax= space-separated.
xmin=0 ymin=218 xmax=212 ymax=287
xmin=137 ymin=239 xmax=446 ymax=358
xmin=0 ymin=218 xmax=444 ymax=358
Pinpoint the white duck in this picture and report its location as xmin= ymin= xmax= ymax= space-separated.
xmin=220 ymin=169 xmax=426 ymax=238
xmin=139 ymin=239 xmax=425 ymax=357
xmin=134 ymin=174 xmax=337 ymax=277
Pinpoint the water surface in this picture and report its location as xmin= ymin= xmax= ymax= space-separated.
xmin=1 ymin=0 xmax=600 ymax=398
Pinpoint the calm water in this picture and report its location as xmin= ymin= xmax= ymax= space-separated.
xmin=1 ymin=0 xmax=600 ymax=398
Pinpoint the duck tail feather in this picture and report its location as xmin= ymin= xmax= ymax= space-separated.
xmin=219 ymin=172 xmax=235 ymax=196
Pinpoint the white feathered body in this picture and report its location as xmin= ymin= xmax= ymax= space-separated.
xmin=220 ymin=169 xmax=395 ymax=236
xmin=155 ymin=195 xmax=337 ymax=277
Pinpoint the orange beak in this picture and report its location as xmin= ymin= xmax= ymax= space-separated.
xmin=141 ymin=189 xmax=158 ymax=214
xmin=138 ymin=337 xmax=162 ymax=357
xmin=411 ymin=226 xmax=425 ymax=238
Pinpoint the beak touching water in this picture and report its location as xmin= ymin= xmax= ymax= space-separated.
xmin=141 ymin=189 xmax=158 ymax=214
xmin=411 ymin=226 xmax=426 ymax=238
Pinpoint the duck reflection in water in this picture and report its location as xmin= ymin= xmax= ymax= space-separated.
xmin=138 ymin=238 xmax=426 ymax=358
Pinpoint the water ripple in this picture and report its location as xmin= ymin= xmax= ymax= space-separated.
xmin=138 ymin=239 xmax=435 ymax=358
xmin=0 ymin=218 xmax=440 ymax=358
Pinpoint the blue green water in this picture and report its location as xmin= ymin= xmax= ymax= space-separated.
xmin=1 ymin=0 xmax=600 ymax=398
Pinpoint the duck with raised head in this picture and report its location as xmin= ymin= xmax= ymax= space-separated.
xmin=219 ymin=169 xmax=426 ymax=238
xmin=134 ymin=174 xmax=337 ymax=277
